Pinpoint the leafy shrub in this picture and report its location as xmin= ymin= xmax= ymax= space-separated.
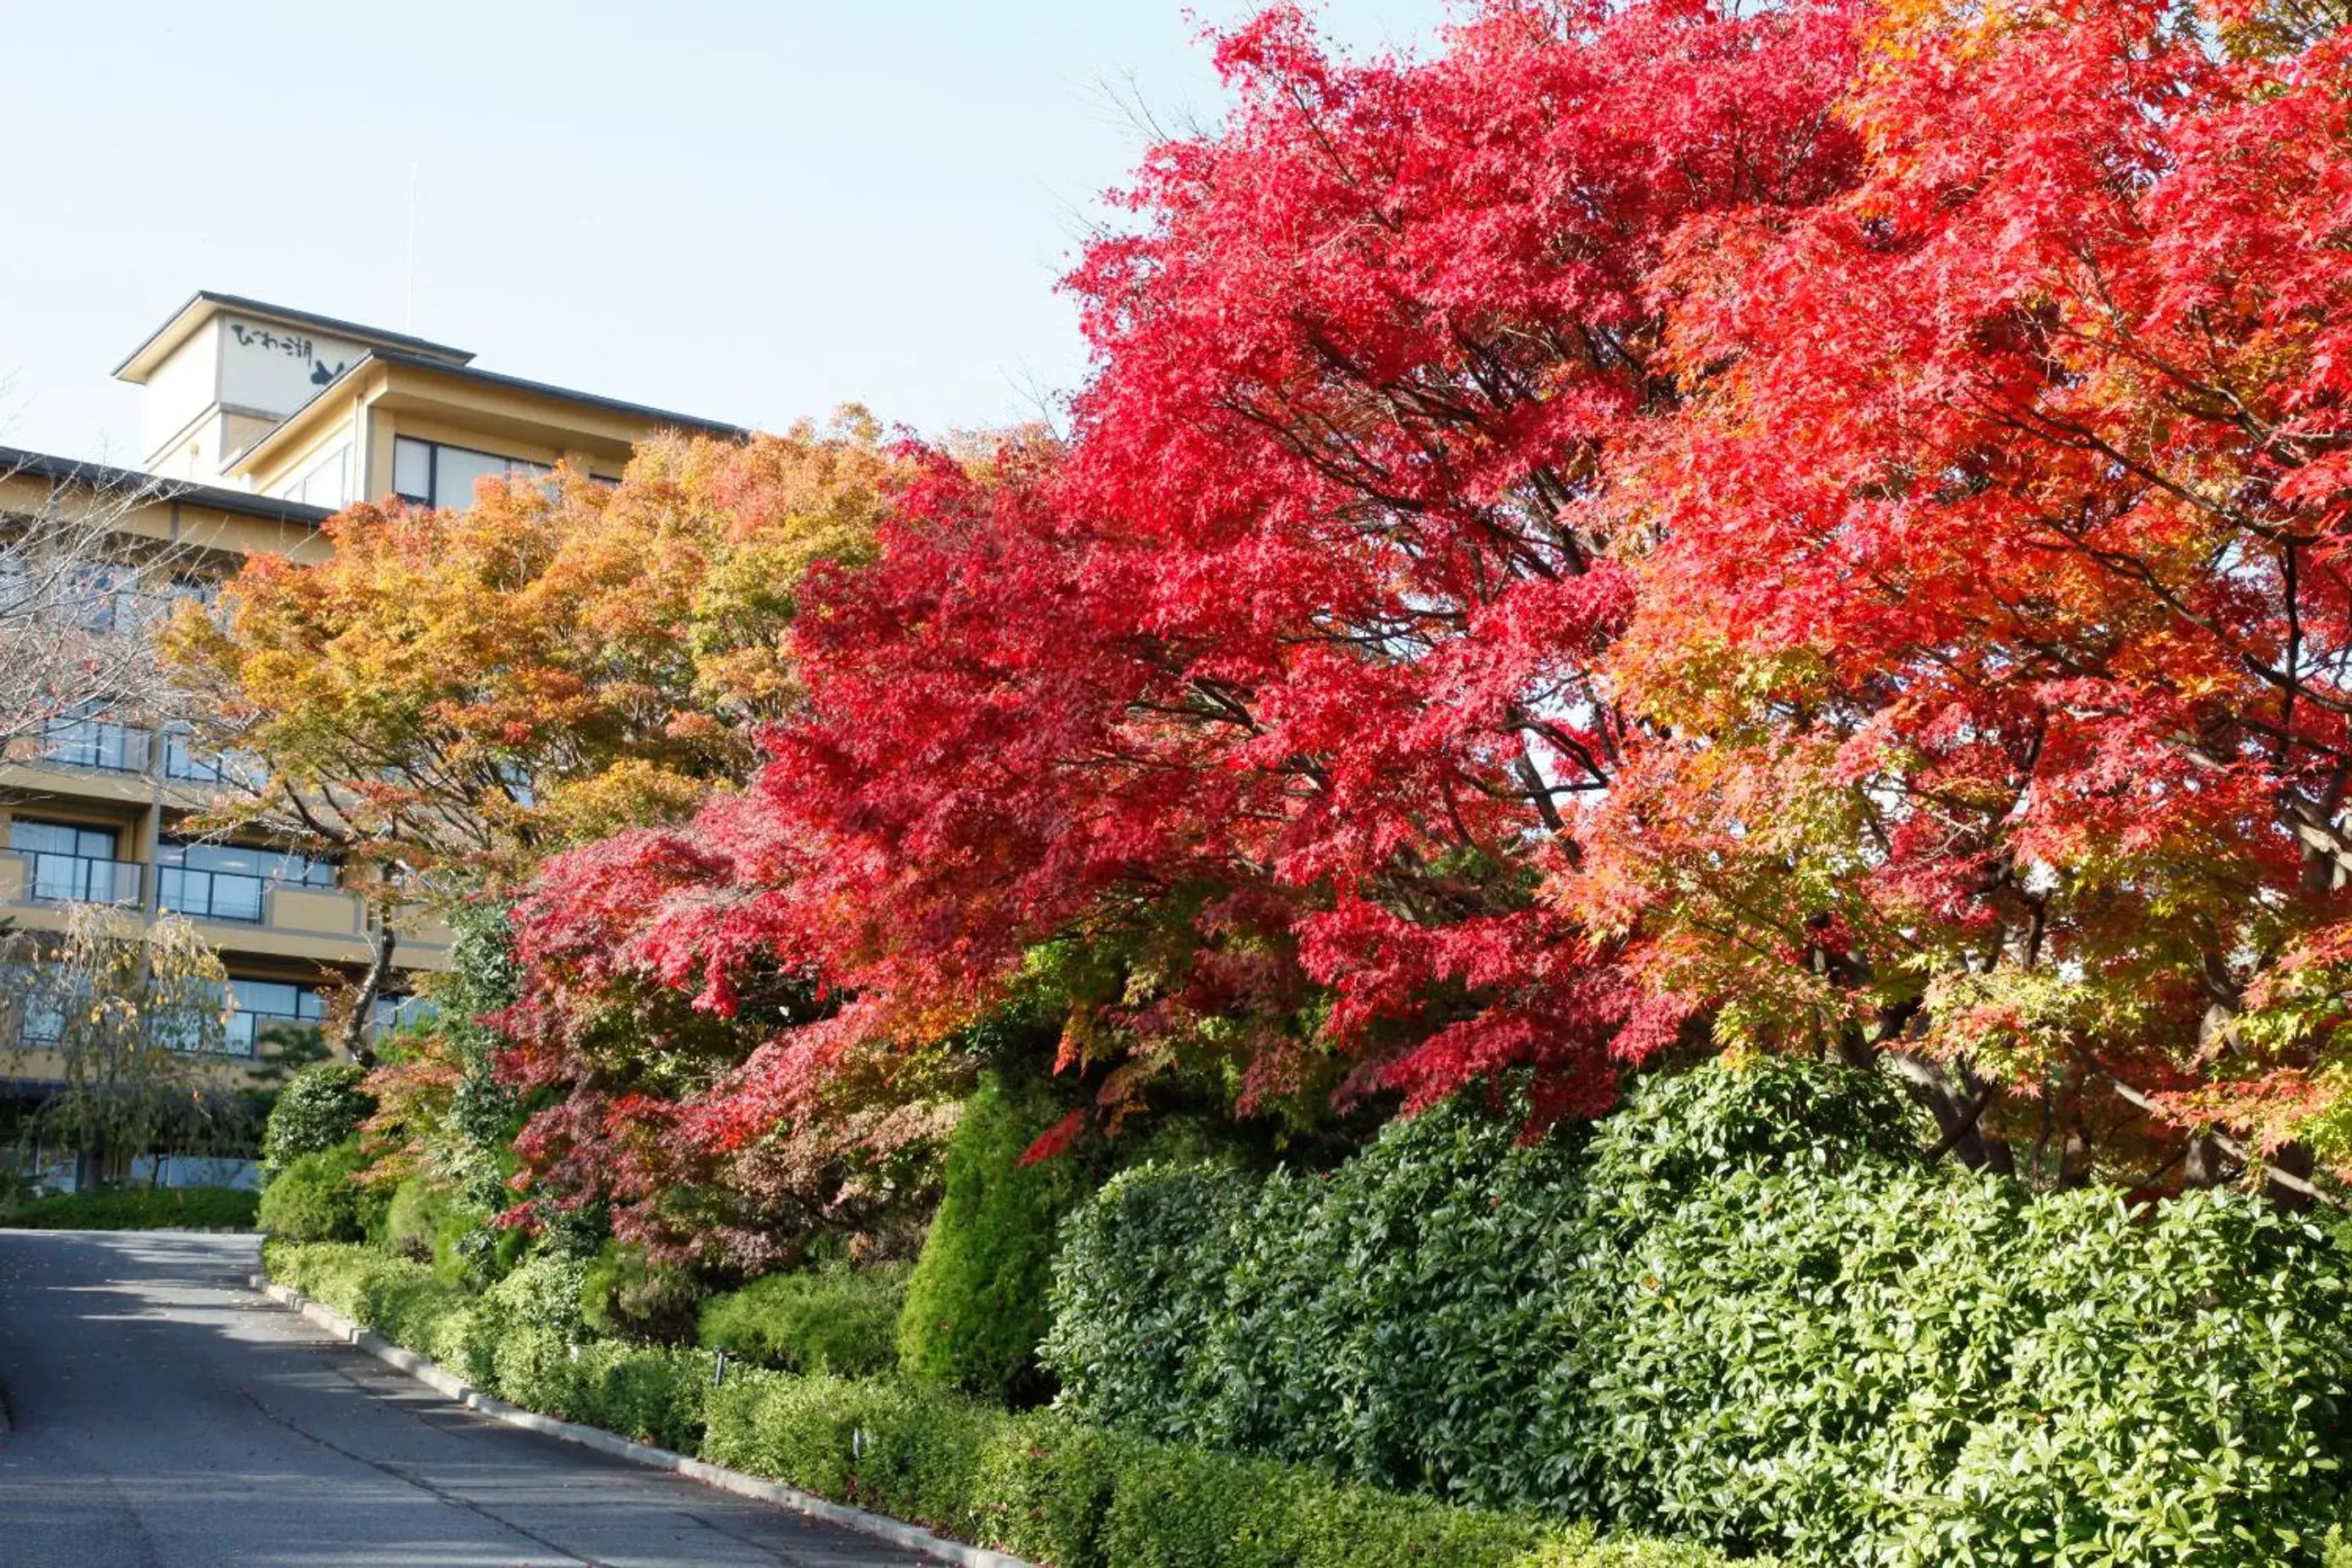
xmin=264 ymin=1241 xmax=705 ymax=1447
xmin=258 ymin=1140 xmax=383 ymax=1242
xmin=485 ymin=1252 xmax=590 ymax=1338
xmin=1049 ymin=1099 xmax=1598 ymax=1497
xmin=1048 ymin=1058 xmax=2352 ymax=1566
xmin=261 ymin=1063 xmax=376 ymax=1174
xmin=581 ymin=1240 xmax=705 ymax=1344
xmin=898 ymin=1075 xmax=1090 ymax=1401
xmin=265 ymin=1239 xmax=501 ymax=1381
xmin=384 ymin=1174 xmax=453 ymax=1262
xmin=1583 ymin=1169 xmax=2352 ymax=1565
xmin=0 ymin=1184 xmax=258 ymax=1230
xmin=699 ymin=1263 xmax=906 ymax=1375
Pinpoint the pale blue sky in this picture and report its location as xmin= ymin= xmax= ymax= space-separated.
xmin=0 ymin=0 xmax=1448 ymax=466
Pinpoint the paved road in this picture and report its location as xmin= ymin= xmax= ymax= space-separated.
xmin=0 ymin=1228 xmax=939 ymax=1567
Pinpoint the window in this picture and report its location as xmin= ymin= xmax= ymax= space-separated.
xmin=65 ymin=563 xmax=133 ymax=633
xmin=220 ymin=978 xmax=329 ymax=1056
xmin=2 ymin=964 xmax=72 ymax=1046
xmin=160 ymin=726 xmax=264 ymax=787
xmin=35 ymin=704 xmax=150 ymax=773
xmin=20 ymin=991 xmax=64 ymax=1044
xmin=286 ymin=444 xmax=351 ymax=509
xmin=392 ymin=437 xmax=551 ymax=509
xmin=156 ymin=839 xmax=336 ymax=923
xmin=9 ymin=818 xmax=136 ymax=904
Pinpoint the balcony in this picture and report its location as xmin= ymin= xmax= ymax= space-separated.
xmin=15 ymin=851 xmax=142 ymax=907
xmin=156 ymin=865 xmax=270 ymax=923
xmin=18 ymin=718 xmax=154 ymax=775
xmin=3 ymin=719 xmax=258 ymax=791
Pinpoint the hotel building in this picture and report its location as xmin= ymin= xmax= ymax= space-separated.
xmin=2 ymin=291 xmax=739 ymax=1144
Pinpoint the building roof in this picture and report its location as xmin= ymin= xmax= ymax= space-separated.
xmin=226 ymin=347 xmax=749 ymax=479
xmin=371 ymin=348 xmax=751 ymax=439
xmin=0 ymin=444 xmax=332 ymax=526
xmin=112 ymin=291 xmax=476 ymax=383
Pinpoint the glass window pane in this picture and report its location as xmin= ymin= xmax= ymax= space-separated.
xmin=160 ymin=839 xmax=335 ymax=886
xmin=10 ymin=819 xmax=113 ymax=858
xmin=297 ymin=444 xmax=350 ymax=509
xmin=234 ymin=981 xmax=300 ymax=1016
xmin=431 ymin=446 xmax=509 ymax=508
xmin=393 ymin=438 xmax=433 ymax=501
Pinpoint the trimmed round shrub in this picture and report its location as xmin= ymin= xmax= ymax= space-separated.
xmin=700 ymin=1263 xmax=907 ymax=1375
xmin=384 ymin=1174 xmax=453 ymax=1263
xmin=261 ymin=1063 xmax=376 ymax=1175
xmin=898 ymin=1075 xmax=1091 ymax=1402
xmin=257 ymin=1139 xmax=377 ymax=1242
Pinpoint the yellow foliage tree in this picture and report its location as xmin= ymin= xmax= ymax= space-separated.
xmin=165 ymin=411 xmax=896 ymax=880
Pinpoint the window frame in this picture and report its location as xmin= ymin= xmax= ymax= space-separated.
xmin=392 ymin=436 xmax=553 ymax=509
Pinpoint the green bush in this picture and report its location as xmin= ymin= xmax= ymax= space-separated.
xmin=261 ymin=1063 xmax=376 ymax=1174
xmin=486 ymin=1252 xmax=590 ymax=1338
xmin=1048 ymin=1101 xmax=1598 ymax=1497
xmin=897 ymin=1075 xmax=1090 ymax=1402
xmin=384 ymin=1174 xmax=453 ymax=1262
xmin=700 ymin=1264 xmax=907 ymax=1375
xmin=1585 ymin=1168 xmax=2352 ymax=1565
xmin=264 ymin=1241 xmax=1731 ymax=1568
xmin=581 ymin=1240 xmax=705 ymax=1345
xmin=382 ymin=1173 xmax=497 ymax=1281
xmin=258 ymin=1140 xmax=384 ymax=1242
xmin=0 ymin=1184 xmax=258 ymax=1230
xmin=1047 ymin=1058 xmax=2352 ymax=1566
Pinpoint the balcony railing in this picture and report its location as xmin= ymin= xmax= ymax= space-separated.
xmin=5 ymin=720 xmax=256 ymax=789
xmin=21 ymin=852 xmax=142 ymax=907
xmin=156 ymin=867 xmax=268 ymax=923
xmin=32 ymin=719 xmax=154 ymax=774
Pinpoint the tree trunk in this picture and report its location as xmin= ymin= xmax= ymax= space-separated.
xmin=2266 ymin=1142 xmax=2318 ymax=1213
xmin=2183 ymin=1134 xmax=2229 ymax=1190
xmin=340 ymin=920 xmax=397 ymax=1068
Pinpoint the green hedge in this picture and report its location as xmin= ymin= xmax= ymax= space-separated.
xmin=1047 ymin=1060 xmax=2352 ymax=1567
xmin=700 ymin=1263 xmax=906 ymax=1375
xmin=0 ymin=1184 xmax=258 ymax=1230
xmin=701 ymin=1372 xmax=1740 ymax=1568
xmin=583 ymin=1241 xmax=705 ymax=1344
xmin=266 ymin=1241 xmax=1733 ymax=1568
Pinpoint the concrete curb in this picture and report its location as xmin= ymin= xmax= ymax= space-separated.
xmin=249 ymin=1273 xmax=1032 ymax=1568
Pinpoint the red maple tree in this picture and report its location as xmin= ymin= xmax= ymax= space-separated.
xmin=497 ymin=0 xmax=2352 ymax=1212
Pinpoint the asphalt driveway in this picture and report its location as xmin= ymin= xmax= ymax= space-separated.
xmin=0 ymin=1228 xmax=936 ymax=1567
